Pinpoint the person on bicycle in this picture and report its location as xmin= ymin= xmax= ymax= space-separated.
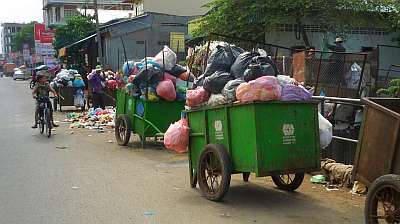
xmin=31 ymin=72 xmax=59 ymax=129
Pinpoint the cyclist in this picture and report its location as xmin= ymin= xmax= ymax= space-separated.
xmin=31 ymin=72 xmax=59 ymax=129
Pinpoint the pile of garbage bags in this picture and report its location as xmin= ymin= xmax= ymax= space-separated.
xmin=119 ymin=46 xmax=195 ymax=102
xmin=51 ymin=69 xmax=85 ymax=89
xmin=186 ymin=42 xmax=312 ymax=108
xmin=65 ymin=107 xmax=115 ymax=130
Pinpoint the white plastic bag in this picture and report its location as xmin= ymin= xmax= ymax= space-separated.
xmin=206 ymin=94 xmax=227 ymax=107
xmin=319 ymin=113 xmax=333 ymax=149
xmin=74 ymin=89 xmax=85 ymax=108
xmin=154 ymin=46 xmax=177 ymax=71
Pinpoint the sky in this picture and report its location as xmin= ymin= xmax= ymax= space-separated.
xmin=0 ymin=0 xmax=44 ymax=23
xmin=0 ymin=0 xmax=131 ymax=53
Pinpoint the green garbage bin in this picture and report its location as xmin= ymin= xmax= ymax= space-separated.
xmin=187 ymin=101 xmax=320 ymax=201
xmin=115 ymin=89 xmax=185 ymax=147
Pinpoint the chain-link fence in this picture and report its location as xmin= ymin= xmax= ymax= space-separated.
xmin=293 ymin=50 xmax=369 ymax=98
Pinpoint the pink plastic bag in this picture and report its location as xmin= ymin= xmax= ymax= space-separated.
xmin=164 ymin=118 xmax=190 ymax=153
xmin=163 ymin=73 xmax=177 ymax=85
xmin=156 ymin=80 xmax=176 ymax=101
xmin=236 ymin=76 xmax=281 ymax=102
xmin=186 ymin=87 xmax=210 ymax=107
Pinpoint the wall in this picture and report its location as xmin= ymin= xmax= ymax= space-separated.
xmin=143 ymin=0 xmax=210 ymax=16
xmin=103 ymin=13 xmax=191 ymax=70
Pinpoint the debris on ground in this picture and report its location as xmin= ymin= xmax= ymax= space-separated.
xmin=143 ymin=211 xmax=156 ymax=217
xmin=321 ymin=159 xmax=353 ymax=187
xmin=64 ymin=107 xmax=115 ymax=131
xmin=350 ymin=181 xmax=367 ymax=195
xmin=310 ymin=175 xmax=326 ymax=184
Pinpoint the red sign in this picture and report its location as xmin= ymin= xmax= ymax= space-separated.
xmin=34 ymin=23 xmax=45 ymax=41
xmin=34 ymin=23 xmax=54 ymax=43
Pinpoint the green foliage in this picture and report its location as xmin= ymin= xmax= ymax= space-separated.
xmin=12 ymin=22 xmax=35 ymax=52
xmin=194 ymin=0 xmax=399 ymax=45
xmin=54 ymin=15 xmax=95 ymax=66
xmin=377 ymin=79 xmax=400 ymax=97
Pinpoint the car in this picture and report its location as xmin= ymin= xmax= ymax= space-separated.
xmin=13 ymin=69 xmax=26 ymax=80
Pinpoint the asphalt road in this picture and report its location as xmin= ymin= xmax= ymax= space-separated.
xmin=0 ymin=77 xmax=364 ymax=224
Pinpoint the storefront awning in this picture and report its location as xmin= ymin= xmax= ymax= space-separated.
xmin=64 ymin=33 xmax=97 ymax=49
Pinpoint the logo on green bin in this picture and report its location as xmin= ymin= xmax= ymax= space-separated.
xmin=282 ymin=124 xmax=296 ymax=145
xmin=214 ymin=120 xmax=224 ymax=140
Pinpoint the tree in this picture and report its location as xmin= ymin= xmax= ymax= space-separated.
xmin=193 ymin=0 xmax=399 ymax=47
xmin=12 ymin=22 xmax=35 ymax=52
xmin=54 ymin=15 xmax=95 ymax=66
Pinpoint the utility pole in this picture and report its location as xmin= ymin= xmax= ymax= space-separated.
xmin=94 ymin=0 xmax=103 ymax=65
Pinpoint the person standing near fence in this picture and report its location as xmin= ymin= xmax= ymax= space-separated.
xmin=325 ymin=37 xmax=346 ymax=85
xmin=88 ymin=65 xmax=106 ymax=109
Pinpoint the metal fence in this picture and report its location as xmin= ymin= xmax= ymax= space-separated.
xmin=313 ymin=96 xmax=364 ymax=165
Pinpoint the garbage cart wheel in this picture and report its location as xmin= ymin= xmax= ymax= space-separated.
xmin=197 ymin=144 xmax=231 ymax=202
xmin=115 ymin=115 xmax=132 ymax=146
xmin=243 ymin=172 xmax=251 ymax=182
xmin=271 ymin=173 xmax=304 ymax=192
xmin=365 ymin=174 xmax=400 ymax=224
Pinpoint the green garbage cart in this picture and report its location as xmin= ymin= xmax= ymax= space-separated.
xmin=187 ymin=101 xmax=321 ymax=201
xmin=114 ymin=89 xmax=185 ymax=147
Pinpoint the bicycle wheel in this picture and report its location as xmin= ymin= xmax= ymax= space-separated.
xmin=39 ymin=116 xmax=44 ymax=135
xmin=44 ymin=109 xmax=52 ymax=138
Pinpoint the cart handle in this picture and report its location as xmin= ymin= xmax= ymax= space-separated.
xmin=133 ymin=114 xmax=163 ymax=134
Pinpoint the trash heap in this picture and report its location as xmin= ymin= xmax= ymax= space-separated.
xmin=186 ymin=42 xmax=313 ymax=109
xmin=164 ymin=42 xmax=333 ymax=154
xmin=65 ymin=107 xmax=115 ymax=130
xmin=51 ymin=69 xmax=85 ymax=88
xmin=117 ymin=46 xmax=195 ymax=102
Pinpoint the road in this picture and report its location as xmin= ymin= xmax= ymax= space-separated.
xmin=0 ymin=77 xmax=365 ymax=224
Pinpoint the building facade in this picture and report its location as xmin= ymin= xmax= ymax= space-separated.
xmin=43 ymin=0 xmax=133 ymax=26
xmin=1 ymin=23 xmax=26 ymax=60
xmin=122 ymin=0 xmax=210 ymax=16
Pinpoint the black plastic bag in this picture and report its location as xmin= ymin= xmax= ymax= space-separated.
xmin=203 ymin=71 xmax=234 ymax=94
xmin=132 ymin=65 xmax=163 ymax=86
xmin=230 ymin=51 xmax=260 ymax=79
xmin=193 ymin=74 xmax=205 ymax=88
xmin=222 ymin=78 xmax=245 ymax=103
xmin=243 ymin=56 xmax=279 ymax=82
xmin=167 ymin=64 xmax=187 ymax=77
xmin=203 ymin=44 xmax=244 ymax=78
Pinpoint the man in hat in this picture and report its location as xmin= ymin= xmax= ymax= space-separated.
xmin=88 ymin=65 xmax=106 ymax=109
xmin=325 ymin=37 xmax=346 ymax=85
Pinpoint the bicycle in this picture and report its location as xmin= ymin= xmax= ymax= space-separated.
xmin=36 ymin=96 xmax=54 ymax=138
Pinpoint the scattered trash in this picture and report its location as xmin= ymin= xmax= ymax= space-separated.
xmin=310 ymin=175 xmax=326 ymax=184
xmin=321 ymin=159 xmax=353 ymax=187
xmin=107 ymin=140 xmax=114 ymax=143
xmin=88 ymin=135 xmax=92 ymax=137
xmin=220 ymin=213 xmax=231 ymax=218
xmin=69 ymin=131 xmax=74 ymax=135
xmin=143 ymin=211 xmax=156 ymax=217
xmin=350 ymin=181 xmax=367 ymax=195
xmin=65 ymin=108 xmax=115 ymax=131
xmin=325 ymin=184 xmax=340 ymax=191
xmin=71 ymin=186 xmax=80 ymax=190
xmin=56 ymin=146 xmax=68 ymax=150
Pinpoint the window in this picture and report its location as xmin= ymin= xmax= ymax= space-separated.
xmin=12 ymin=27 xmax=15 ymax=33
xmin=64 ymin=10 xmax=78 ymax=21
xmin=17 ymin=27 xmax=21 ymax=32
xmin=55 ymin=7 xmax=61 ymax=22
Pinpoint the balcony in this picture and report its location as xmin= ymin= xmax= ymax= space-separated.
xmin=43 ymin=0 xmax=133 ymax=10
